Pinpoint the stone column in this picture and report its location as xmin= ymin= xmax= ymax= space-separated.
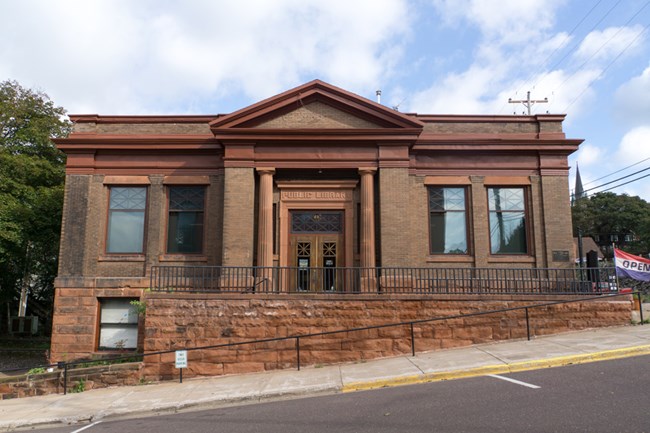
xmin=256 ymin=168 xmax=275 ymax=268
xmin=359 ymin=168 xmax=377 ymax=268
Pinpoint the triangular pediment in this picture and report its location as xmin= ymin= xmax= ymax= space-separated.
xmin=253 ymin=100 xmax=384 ymax=129
xmin=209 ymin=80 xmax=423 ymax=131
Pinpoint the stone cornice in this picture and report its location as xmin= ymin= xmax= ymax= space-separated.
xmin=412 ymin=137 xmax=582 ymax=152
xmin=69 ymin=114 xmax=221 ymax=123
xmin=415 ymin=114 xmax=567 ymax=122
xmin=54 ymin=134 xmax=221 ymax=151
xmin=213 ymin=128 xmax=422 ymax=143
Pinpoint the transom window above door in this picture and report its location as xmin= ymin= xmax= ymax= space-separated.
xmin=291 ymin=211 xmax=343 ymax=234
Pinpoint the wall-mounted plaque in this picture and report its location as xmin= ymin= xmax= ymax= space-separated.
xmin=552 ymin=250 xmax=570 ymax=262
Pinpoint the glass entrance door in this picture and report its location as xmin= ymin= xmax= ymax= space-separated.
xmin=289 ymin=211 xmax=343 ymax=292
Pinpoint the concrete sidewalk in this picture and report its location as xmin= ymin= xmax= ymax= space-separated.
xmin=2 ymin=325 xmax=650 ymax=431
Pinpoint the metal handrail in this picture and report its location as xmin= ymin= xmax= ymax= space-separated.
xmin=149 ymin=265 xmax=622 ymax=295
xmin=3 ymin=290 xmax=644 ymax=395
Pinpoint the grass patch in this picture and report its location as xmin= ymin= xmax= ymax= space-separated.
xmin=71 ymin=378 xmax=85 ymax=393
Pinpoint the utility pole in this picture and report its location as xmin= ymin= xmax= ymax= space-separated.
xmin=508 ymin=91 xmax=548 ymax=115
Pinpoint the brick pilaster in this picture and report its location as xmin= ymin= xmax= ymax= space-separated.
xmin=222 ymin=167 xmax=255 ymax=266
xmin=540 ymin=175 xmax=575 ymax=267
xmin=57 ymin=175 xmax=91 ymax=276
xmin=470 ymin=176 xmax=488 ymax=267
xmin=379 ymin=168 xmax=411 ymax=266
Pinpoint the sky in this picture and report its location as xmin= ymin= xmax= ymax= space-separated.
xmin=1 ymin=0 xmax=649 ymax=200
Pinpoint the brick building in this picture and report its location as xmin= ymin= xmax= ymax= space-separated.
xmin=50 ymin=80 xmax=588 ymax=365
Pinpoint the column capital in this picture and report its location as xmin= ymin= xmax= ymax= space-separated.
xmin=256 ymin=167 xmax=276 ymax=175
xmin=358 ymin=167 xmax=377 ymax=176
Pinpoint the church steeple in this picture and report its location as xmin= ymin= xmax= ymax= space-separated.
xmin=573 ymin=163 xmax=585 ymax=202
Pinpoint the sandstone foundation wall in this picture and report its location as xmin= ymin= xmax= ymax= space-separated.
xmin=0 ymin=362 xmax=142 ymax=400
xmin=142 ymin=294 xmax=633 ymax=379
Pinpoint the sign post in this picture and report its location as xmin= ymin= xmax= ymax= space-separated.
xmin=175 ymin=350 xmax=188 ymax=383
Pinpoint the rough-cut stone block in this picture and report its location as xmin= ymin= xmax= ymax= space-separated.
xmin=223 ymin=362 xmax=266 ymax=375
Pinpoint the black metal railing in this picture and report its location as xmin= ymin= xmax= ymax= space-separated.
xmin=150 ymin=265 xmax=621 ymax=295
xmin=1 ymin=290 xmax=644 ymax=395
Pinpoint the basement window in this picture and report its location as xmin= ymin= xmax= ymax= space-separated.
xmin=98 ymin=298 xmax=139 ymax=350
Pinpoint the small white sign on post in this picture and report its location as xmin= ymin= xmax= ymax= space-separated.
xmin=175 ymin=350 xmax=188 ymax=369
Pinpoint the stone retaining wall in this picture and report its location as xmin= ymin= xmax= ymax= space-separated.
xmin=143 ymin=294 xmax=633 ymax=379
xmin=0 ymin=362 xmax=143 ymax=399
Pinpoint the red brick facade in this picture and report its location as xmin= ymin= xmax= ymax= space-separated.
xmin=50 ymin=80 xmax=611 ymax=367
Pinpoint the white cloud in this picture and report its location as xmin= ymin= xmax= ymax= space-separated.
xmin=616 ymin=126 xmax=650 ymax=162
xmin=576 ymin=127 xmax=650 ymax=200
xmin=431 ymin=0 xmax=564 ymax=45
xmin=614 ymin=63 xmax=650 ymax=127
xmin=575 ymin=143 xmax=605 ymax=168
xmin=0 ymin=0 xmax=410 ymax=114
xmin=612 ymin=127 xmax=650 ymax=199
xmin=575 ymin=25 xmax=645 ymax=62
xmin=570 ymin=126 xmax=650 ymax=201
xmin=407 ymin=42 xmax=603 ymax=116
xmin=409 ymin=64 xmax=506 ymax=113
xmin=534 ymin=68 xmax=603 ymax=117
xmin=409 ymin=1 xmax=642 ymax=119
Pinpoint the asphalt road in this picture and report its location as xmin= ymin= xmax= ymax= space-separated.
xmin=38 ymin=355 xmax=650 ymax=433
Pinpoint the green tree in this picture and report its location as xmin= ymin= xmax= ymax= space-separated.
xmin=0 ymin=80 xmax=71 ymax=330
xmin=572 ymin=192 xmax=650 ymax=257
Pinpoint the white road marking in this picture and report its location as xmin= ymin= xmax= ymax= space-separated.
xmin=487 ymin=374 xmax=541 ymax=389
xmin=70 ymin=421 xmax=102 ymax=433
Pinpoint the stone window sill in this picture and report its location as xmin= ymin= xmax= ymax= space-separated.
xmin=426 ymin=255 xmax=474 ymax=263
xmin=98 ymin=255 xmax=145 ymax=262
xmin=158 ymin=254 xmax=208 ymax=262
xmin=487 ymin=255 xmax=535 ymax=263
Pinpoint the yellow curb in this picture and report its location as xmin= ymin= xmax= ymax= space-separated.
xmin=505 ymin=345 xmax=650 ymax=373
xmin=341 ymin=345 xmax=650 ymax=393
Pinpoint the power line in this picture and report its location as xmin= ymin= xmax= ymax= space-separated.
xmin=535 ymin=0 xmax=622 ymax=91
xmin=582 ymin=165 xmax=650 ymax=193
xmin=582 ymin=156 xmax=650 ymax=186
xmin=537 ymin=0 xmax=604 ymax=71
xmin=498 ymin=0 xmax=606 ymax=114
xmin=551 ymin=2 xmax=649 ymax=106
xmin=562 ymin=21 xmax=649 ymax=113
xmin=593 ymin=172 xmax=650 ymax=194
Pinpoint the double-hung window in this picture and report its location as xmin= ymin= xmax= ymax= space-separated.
xmin=106 ymin=187 xmax=147 ymax=253
xmin=98 ymin=298 xmax=138 ymax=350
xmin=488 ymin=187 xmax=528 ymax=254
xmin=167 ymin=186 xmax=205 ymax=254
xmin=428 ymin=187 xmax=469 ymax=254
